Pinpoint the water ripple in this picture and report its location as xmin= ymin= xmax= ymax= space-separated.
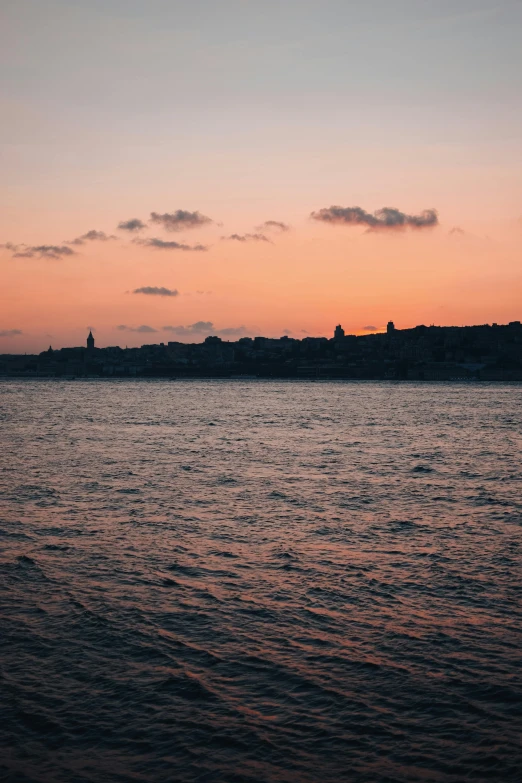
xmin=0 ymin=379 xmax=521 ymax=782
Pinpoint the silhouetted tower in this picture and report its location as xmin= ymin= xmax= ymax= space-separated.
xmin=334 ymin=324 xmax=345 ymax=341
xmin=87 ymin=330 xmax=95 ymax=351
xmin=387 ymin=321 xmax=395 ymax=335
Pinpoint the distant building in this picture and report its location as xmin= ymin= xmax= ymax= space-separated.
xmin=4 ymin=317 xmax=522 ymax=381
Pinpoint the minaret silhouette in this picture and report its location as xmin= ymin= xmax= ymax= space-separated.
xmin=87 ymin=330 xmax=95 ymax=350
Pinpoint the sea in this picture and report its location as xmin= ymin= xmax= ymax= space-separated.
xmin=0 ymin=379 xmax=521 ymax=783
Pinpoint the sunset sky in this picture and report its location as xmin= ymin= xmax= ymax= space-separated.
xmin=1 ymin=0 xmax=521 ymax=351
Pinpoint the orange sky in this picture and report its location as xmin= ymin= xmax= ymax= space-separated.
xmin=1 ymin=1 xmax=521 ymax=352
xmin=2 ymin=212 xmax=521 ymax=352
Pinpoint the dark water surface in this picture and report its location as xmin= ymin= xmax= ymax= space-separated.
xmin=1 ymin=380 xmax=521 ymax=782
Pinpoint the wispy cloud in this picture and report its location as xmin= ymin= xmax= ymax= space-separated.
xmin=117 ymin=324 xmax=158 ymax=333
xmin=150 ymin=210 xmax=213 ymax=232
xmin=118 ymin=218 xmax=147 ymax=232
xmin=0 ymin=329 xmax=23 ymax=337
xmin=222 ymin=233 xmax=272 ymax=243
xmin=163 ymin=321 xmax=213 ymax=335
xmin=217 ymin=326 xmax=249 ymax=336
xmin=2 ymin=243 xmax=77 ymax=259
xmin=67 ymin=230 xmax=117 ymax=246
xmin=362 ymin=325 xmax=378 ymax=332
xmin=311 ymin=206 xmax=439 ymax=230
xmin=256 ymin=220 xmax=290 ymax=233
xmin=133 ymin=286 xmax=179 ymax=297
xmin=163 ymin=322 xmax=249 ymax=339
xmin=133 ymin=237 xmax=208 ymax=252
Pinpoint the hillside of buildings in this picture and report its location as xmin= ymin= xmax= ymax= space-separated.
xmin=1 ymin=322 xmax=522 ymax=381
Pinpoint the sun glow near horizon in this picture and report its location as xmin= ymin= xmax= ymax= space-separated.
xmin=1 ymin=0 xmax=521 ymax=352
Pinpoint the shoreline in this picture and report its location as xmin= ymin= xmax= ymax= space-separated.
xmin=1 ymin=375 xmax=520 ymax=384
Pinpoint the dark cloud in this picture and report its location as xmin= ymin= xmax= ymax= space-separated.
xmin=310 ymin=205 xmax=439 ymax=230
xmin=133 ymin=237 xmax=208 ymax=252
xmin=117 ymin=324 xmax=158 ymax=333
xmin=133 ymin=286 xmax=179 ymax=297
xmin=68 ymin=230 xmax=117 ymax=246
xmin=362 ymin=325 xmax=378 ymax=332
xmin=217 ymin=326 xmax=249 ymax=336
xmin=163 ymin=321 xmax=214 ymax=335
xmin=118 ymin=218 xmax=147 ymax=232
xmin=256 ymin=220 xmax=290 ymax=232
xmin=0 ymin=329 xmax=23 ymax=337
xmin=163 ymin=322 xmax=249 ymax=339
xmin=150 ymin=210 xmax=213 ymax=232
xmin=3 ymin=243 xmax=77 ymax=259
xmin=222 ymin=233 xmax=272 ymax=243
xmin=33 ymin=245 xmax=76 ymax=258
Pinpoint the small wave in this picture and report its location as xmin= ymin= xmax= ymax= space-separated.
xmin=16 ymin=554 xmax=37 ymax=566
xmin=42 ymin=543 xmax=69 ymax=551
xmin=158 ymin=673 xmax=219 ymax=703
